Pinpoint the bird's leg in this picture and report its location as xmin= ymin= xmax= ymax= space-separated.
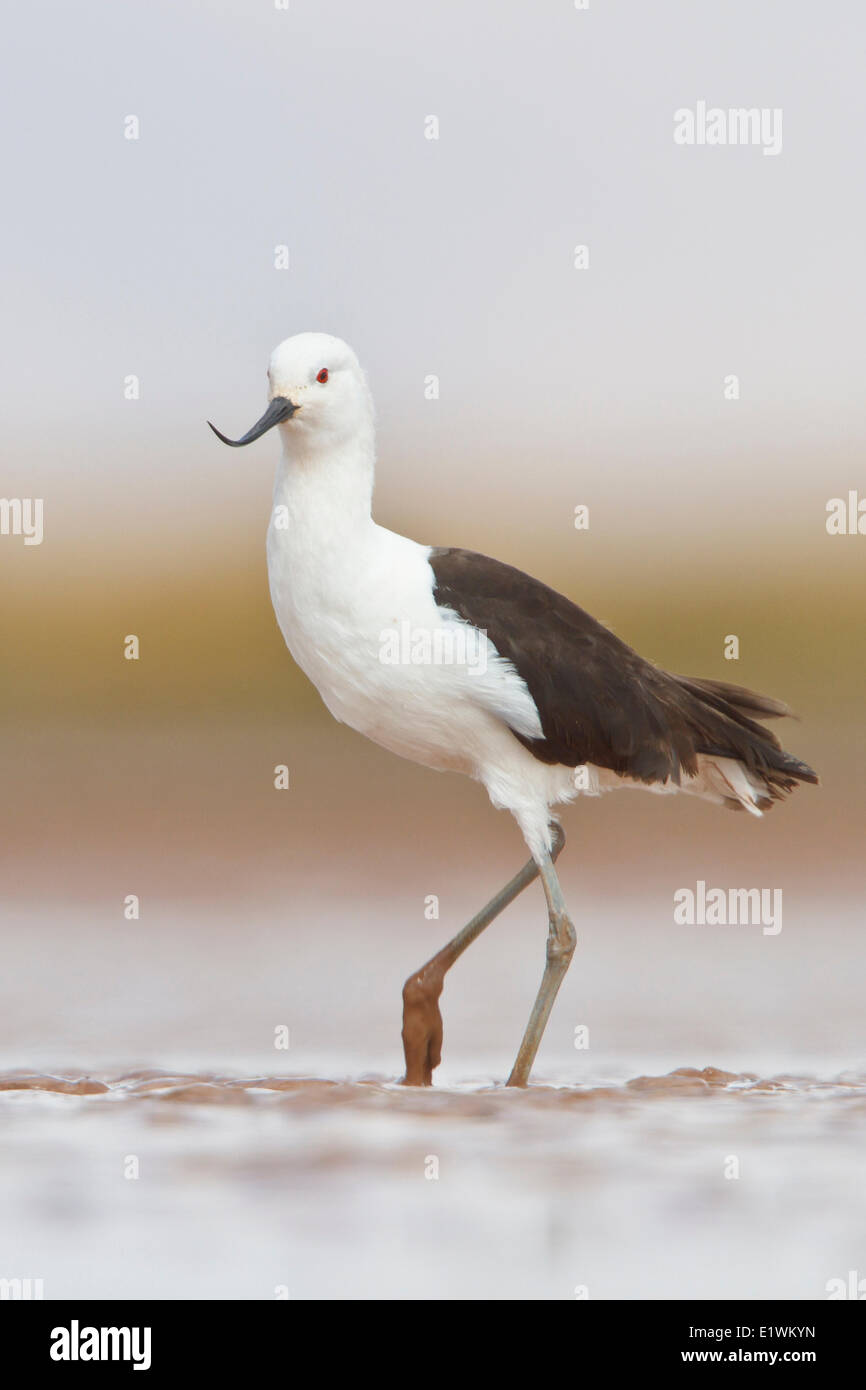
xmin=401 ymin=824 xmax=565 ymax=1086
xmin=506 ymin=848 xmax=576 ymax=1088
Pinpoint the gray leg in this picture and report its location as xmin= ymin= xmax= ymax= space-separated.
xmin=401 ymin=824 xmax=565 ymax=1086
xmin=506 ymin=848 xmax=576 ymax=1087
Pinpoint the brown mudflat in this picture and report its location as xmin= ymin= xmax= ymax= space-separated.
xmin=2 ymin=1065 xmax=864 ymax=1111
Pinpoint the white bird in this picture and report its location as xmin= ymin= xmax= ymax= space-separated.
xmin=210 ymin=332 xmax=817 ymax=1087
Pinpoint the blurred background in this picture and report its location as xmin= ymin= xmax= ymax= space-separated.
xmin=0 ymin=0 xmax=864 ymax=1300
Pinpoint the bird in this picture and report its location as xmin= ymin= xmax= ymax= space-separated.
xmin=209 ymin=331 xmax=818 ymax=1088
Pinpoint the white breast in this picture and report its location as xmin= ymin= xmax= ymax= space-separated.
xmin=266 ymin=515 xmax=543 ymax=775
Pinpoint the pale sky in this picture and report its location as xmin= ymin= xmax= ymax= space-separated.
xmin=3 ymin=0 xmax=863 ymax=570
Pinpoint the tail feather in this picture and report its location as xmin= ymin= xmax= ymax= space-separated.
xmin=670 ymin=673 xmax=819 ymax=811
xmin=675 ymin=675 xmax=791 ymax=721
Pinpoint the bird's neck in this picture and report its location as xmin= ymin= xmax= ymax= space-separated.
xmin=271 ymin=428 xmax=376 ymax=552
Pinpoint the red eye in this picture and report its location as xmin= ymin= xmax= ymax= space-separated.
xmin=317 ymin=368 xmax=329 ymax=384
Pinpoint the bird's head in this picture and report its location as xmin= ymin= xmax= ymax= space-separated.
xmin=209 ymin=332 xmax=372 ymax=452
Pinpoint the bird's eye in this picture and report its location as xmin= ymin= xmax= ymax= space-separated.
xmin=317 ymin=368 xmax=329 ymax=384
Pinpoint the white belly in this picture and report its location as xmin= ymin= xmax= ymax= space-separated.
xmin=266 ymin=520 xmax=543 ymax=777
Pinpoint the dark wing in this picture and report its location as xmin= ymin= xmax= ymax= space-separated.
xmin=429 ymin=547 xmax=817 ymax=800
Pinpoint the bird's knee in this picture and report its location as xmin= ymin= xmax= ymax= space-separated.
xmin=402 ymin=975 xmax=427 ymax=1012
xmin=402 ymin=965 xmax=444 ymax=1011
xmin=547 ymin=912 xmax=576 ymax=963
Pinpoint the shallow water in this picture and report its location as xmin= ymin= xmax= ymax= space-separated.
xmin=2 ymin=1065 xmax=865 ymax=1300
xmin=2 ymin=859 xmax=864 ymax=1301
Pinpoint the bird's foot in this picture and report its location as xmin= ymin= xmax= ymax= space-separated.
xmin=400 ymin=960 xmax=446 ymax=1085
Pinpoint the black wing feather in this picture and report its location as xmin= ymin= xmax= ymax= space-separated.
xmin=429 ymin=547 xmax=818 ymax=802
